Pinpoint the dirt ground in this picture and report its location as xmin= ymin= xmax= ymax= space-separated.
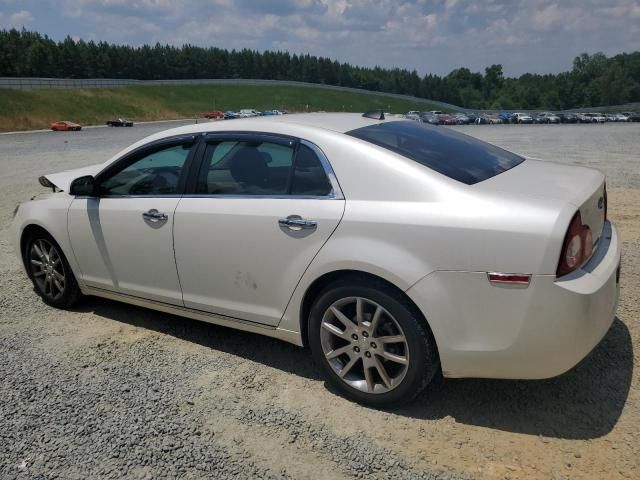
xmin=0 ymin=122 xmax=638 ymax=479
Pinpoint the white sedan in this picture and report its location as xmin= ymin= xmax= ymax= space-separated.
xmin=12 ymin=113 xmax=620 ymax=405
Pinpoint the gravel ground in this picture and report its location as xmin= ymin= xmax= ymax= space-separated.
xmin=0 ymin=121 xmax=638 ymax=480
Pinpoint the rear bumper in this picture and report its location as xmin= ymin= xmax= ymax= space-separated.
xmin=407 ymin=221 xmax=620 ymax=379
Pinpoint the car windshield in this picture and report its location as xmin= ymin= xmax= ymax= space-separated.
xmin=346 ymin=120 xmax=524 ymax=185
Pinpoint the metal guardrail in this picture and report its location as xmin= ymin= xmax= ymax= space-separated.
xmin=0 ymin=77 xmax=464 ymax=111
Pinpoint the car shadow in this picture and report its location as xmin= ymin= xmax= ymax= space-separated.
xmin=398 ymin=317 xmax=633 ymax=440
xmin=80 ymin=296 xmax=632 ymax=440
xmin=78 ymin=296 xmax=322 ymax=381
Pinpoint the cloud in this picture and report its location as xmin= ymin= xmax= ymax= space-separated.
xmin=8 ymin=9 xmax=34 ymax=27
xmin=532 ymin=3 xmax=564 ymax=32
xmin=4 ymin=0 xmax=639 ymax=76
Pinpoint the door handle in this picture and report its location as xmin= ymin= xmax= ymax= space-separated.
xmin=278 ymin=215 xmax=317 ymax=231
xmin=142 ymin=209 xmax=168 ymax=222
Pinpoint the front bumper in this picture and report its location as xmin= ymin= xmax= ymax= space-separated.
xmin=407 ymin=221 xmax=620 ymax=379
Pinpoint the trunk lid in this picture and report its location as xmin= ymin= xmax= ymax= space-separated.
xmin=474 ymin=158 xmax=606 ymax=248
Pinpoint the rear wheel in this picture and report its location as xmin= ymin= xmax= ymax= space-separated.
xmin=25 ymin=233 xmax=81 ymax=309
xmin=308 ymin=280 xmax=439 ymax=406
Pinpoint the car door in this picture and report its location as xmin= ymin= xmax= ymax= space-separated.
xmin=173 ymin=134 xmax=345 ymax=326
xmin=68 ymin=136 xmax=197 ymax=305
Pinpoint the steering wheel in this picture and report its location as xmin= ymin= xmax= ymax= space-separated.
xmin=129 ymin=166 xmax=181 ymax=195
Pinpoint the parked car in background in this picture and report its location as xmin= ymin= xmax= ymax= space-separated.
xmin=454 ymin=113 xmax=470 ymax=125
xmin=537 ymin=112 xmax=560 ymax=124
xmin=624 ymin=112 xmax=640 ymax=122
xmin=488 ymin=115 xmax=503 ymax=124
xmin=50 ymin=121 xmax=82 ymax=131
xmin=14 ymin=113 xmax=620 ymax=406
xmin=475 ymin=114 xmax=491 ymax=124
xmin=203 ymin=111 xmax=224 ymax=120
xmin=403 ymin=111 xmax=421 ymax=122
xmin=238 ymin=109 xmax=260 ymax=118
xmin=591 ymin=113 xmax=607 ymax=123
xmin=419 ymin=112 xmax=439 ymax=125
xmin=559 ymin=113 xmax=578 ymax=123
xmin=576 ymin=113 xmax=592 ymax=123
xmin=404 ymin=113 xmax=421 ymax=122
xmin=615 ymin=113 xmax=630 ymax=121
xmin=438 ymin=114 xmax=457 ymax=125
xmin=223 ymin=111 xmax=239 ymax=120
xmin=513 ymin=113 xmax=533 ymax=124
xmin=106 ymin=118 xmax=134 ymax=127
xmin=604 ymin=114 xmax=617 ymax=122
xmin=531 ymin=113 xmax=544 ymax=124
xmin=498 ymin=112 xmax=513 ymax=123
xmin=465 ymin=112 xmax=478 ymax=124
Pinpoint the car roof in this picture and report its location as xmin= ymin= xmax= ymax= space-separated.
xmin=162 ymin=113 xmax=404 ymax=137
xmin=257 ymin=113 xmax=399 ymax=133
xmin=102 ymin=113 xmax=411 ymax=169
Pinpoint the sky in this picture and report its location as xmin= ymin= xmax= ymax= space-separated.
xmin=1 ymin=0 xmax=639 ymax=77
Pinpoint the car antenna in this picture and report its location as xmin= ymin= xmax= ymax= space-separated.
xmin=362 ymin=110 xmax=385 ymax=120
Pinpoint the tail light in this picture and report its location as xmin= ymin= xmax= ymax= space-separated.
xmin=557 ymin=211 xmax=593 ymax=277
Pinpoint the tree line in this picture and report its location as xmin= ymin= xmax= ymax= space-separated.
xmin=1 ymin=29 xmax=639 ymax=110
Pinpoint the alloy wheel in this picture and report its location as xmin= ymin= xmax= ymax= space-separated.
xmin=319 ymin=296 xmax=409 ymax=394
xmin=29 ymin=239 xmax=66 ymax=301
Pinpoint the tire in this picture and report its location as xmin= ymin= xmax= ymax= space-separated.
xmin=24 ymin=232 xmax=81 ymax=309
xmin=308 ymin=278 xmax=440 ymax=406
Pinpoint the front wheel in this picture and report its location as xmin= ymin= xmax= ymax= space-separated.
xmin=25 ymin=232 xmax=81 ymax=309
xmin=308 ymin=281 xmax=440 ymax=406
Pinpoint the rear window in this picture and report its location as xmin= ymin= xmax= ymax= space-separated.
xmin=346 ymin=121 xmax=524 ymax=185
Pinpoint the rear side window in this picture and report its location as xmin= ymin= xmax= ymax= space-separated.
xmin=197 ymin=140 xmax=294 ymax=195
xmin=346 ymin=121 xmax=524 ymax=185
xmin=196 ymin=139 xmax=333 ymax=196
xmin=291 ymin=144 xmax=333 ymax=196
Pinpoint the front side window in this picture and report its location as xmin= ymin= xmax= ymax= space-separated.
xmin=197 ymin=139 xmax=334 ymax=196
xmin=100 ymin=143 xmax=192 ymax=195
xmin=346 ymin=121 xmax=524 ymax=185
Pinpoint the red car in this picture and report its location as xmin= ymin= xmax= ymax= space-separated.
xmin=203 ymin=111 xmax=224 ymax=119
xmin=437 ymin=114 xmax=457 ymax=125
xmin=50 ymin=121 xmax=82 ymax=131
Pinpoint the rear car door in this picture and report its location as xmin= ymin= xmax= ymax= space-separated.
xmin=68 ymin=136 xmax=197 ymax=305
xmin=173 ymin=134 xmax=345 ymax=326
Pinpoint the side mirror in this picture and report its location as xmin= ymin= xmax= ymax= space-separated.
xmin=69 ymin=175 xmax=96 ymax=196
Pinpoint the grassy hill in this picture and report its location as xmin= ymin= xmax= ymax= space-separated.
xmin=0 ymin=84 xmax=447 ymax=131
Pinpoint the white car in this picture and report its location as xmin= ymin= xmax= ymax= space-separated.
xmin=238 ymin=109 xmax=260 ymax=118
xmin=590 ymin=113 xmax=607 ymax=123
xmin=403 ymin=113 xmax=421 ymax=122
xmin=513 ymin=112 xmax=533 ymax=124
xmin=12 ymin=113 xmax=620 ymax=406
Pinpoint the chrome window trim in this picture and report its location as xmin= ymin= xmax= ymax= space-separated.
xmin=181 ymin=194 xmax=338 ymax=200
xmin=95 ymin=134 xmax=198 ymax=181
xmin=299 ymin=139 xmax=344 ymax=200
xmin=91 ymin=133 xmax=345 ymax=201
xmin=204 ymin=131 xmax=297 ymax=147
